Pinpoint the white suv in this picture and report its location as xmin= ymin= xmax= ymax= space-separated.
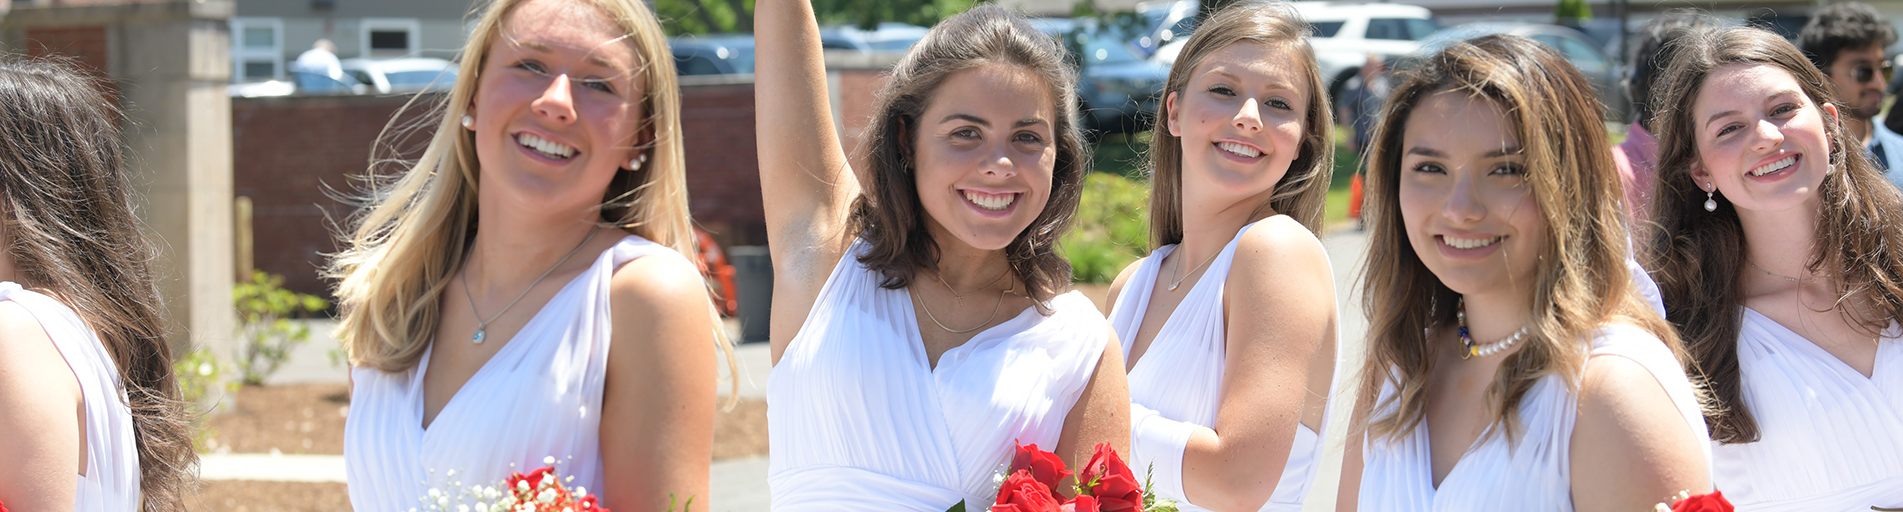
xmin=1290 ymin=2 xmax=1438 ymax=101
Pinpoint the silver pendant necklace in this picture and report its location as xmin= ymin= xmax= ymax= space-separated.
xmin=461 ymin=229 xmax=598 ymax=343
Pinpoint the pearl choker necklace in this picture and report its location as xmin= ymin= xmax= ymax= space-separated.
xmin=1456 ymin=297 xmax=1529 ymax=359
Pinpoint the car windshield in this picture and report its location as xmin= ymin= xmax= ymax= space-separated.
xmin=1366 ymin=18 xmax=1439 ymax=41
xmin=1311 ymin=21 xmax=1344 ymax=38
xmin=1084 ymin=37 xmax=1140 ymax=65
xmin=385 ymin=69 xmax=455 ymax=87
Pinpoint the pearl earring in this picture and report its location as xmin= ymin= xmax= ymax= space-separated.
xmin=627 ymin=153 xmax=647 ymax=171
xmin=1704 ymin=183 xmax=1718 ymax=212
xmin=461 ymin=115 xmax=474 ymax=129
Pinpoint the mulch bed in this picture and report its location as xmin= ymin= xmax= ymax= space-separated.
xmin=191 ymin=481 xmax=351 ymax=512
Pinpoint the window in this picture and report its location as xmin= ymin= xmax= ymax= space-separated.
xmin=1366 ymin=18 xmax=1437 ymax=41
xmin=1310 ymin=21 xmax=1344 ymax=38
xmin=230 ymin=17 xmax=283 ymax=82
xmin=360 ymin=18 xmax=420 ymax=58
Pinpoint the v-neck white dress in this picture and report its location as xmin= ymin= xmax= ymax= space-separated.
xmin=1356 ymin=324 xmax=1711 ymax=511
xmin=345 ymin=235 xmax=685 ymax=511
xmin=766 ymin=240 xmax=1110 ymax=510
xmin=0 ymin=282 xmax=140 ymax=511
xmin=1709 ymin=308 xmax=1903 ymax=512
xmin=1106 ymin=220 xmax=1335 ymax=512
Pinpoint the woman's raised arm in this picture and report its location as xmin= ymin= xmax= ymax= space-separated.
xmin=753 ymin=0 xmax=861 ymax=361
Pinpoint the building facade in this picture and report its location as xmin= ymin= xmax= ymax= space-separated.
xmin=229 ymin=0 xmax=475 ymax=82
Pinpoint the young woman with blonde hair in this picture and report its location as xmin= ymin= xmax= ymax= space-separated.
xmin=754 ymin=0 xmax=1129 ymax=509
xmin=329 ymin=0 xmax=731 ymax=508
xmin=1102 ymin=2 xmax=1337 ymax=510
xmin=1336 ymin=35 xmax=1710 ymax=511
xmin=1645 ymin=25 xmax=1903 ymax=510
xmin=0 ymin=57 xmax=195 ymax=512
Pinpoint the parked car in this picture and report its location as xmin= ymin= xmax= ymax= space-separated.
xmin=339 ymin=57 xmax=458 ymax=94
xmin=670 ymin=34 xmax=757 ymax=76
xmin=1131 ymin=0 xmax=1199 ymax=57
xmin=227 ymin=80 xmax=296 ymax=98
xmin=1031 ymin=17 xmax=1172 ymax=134
xmin=1413 ymin=22 xmax=1630 ymax=122
xmin=819 ymin=22 xmax=930 ymax=52
xmin=1291 ymin=1 xmax=1439 ymax=103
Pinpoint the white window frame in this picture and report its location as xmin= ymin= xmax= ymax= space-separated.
xmin=230 ymin=17 xmax=284 ymax=82
xmin=360 ymin=18 xmax=422 ymax=58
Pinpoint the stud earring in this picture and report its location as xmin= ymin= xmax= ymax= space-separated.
xmin=461 ymin=115 xmax=474 ymax=129
xmin=627 ymin=153 xmax=647 ymax=171
xmin=1704 ymin=183 xmax=1718 ymax=212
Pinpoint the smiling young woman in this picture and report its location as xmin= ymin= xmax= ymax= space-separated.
xmin=1335 ymin=35 xmax=1711 ymax=512
xmin=753 ymin=1 xmax=1129 ymax=509
xmin=1644 ymin=26 xmax=1903 ymax=511
xmin=1099 ymin=3 xmax=1339 ymax=511
xmin=327 ymin=0 xmax=733 ymax=509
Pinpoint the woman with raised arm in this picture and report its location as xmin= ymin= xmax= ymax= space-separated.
xmin=754 ymin=1 xmax=1130 ymax=509
xmin=1645 ymin=26 xmax=1903 ymax=511
xmin=0 ymin=57 xmax=195 ymax=512
xmin=330 ymin=0 xmax=730 ymax=509
xmin=1335 ymin=35 xmax=1711 ymax=511
xmin=1101 ymin=3 xmax=1337 ymax=511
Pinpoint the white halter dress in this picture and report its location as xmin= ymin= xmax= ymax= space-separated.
xmin=346 ymin=236 xmax=687 ymax=511
xmin=1106 ymin=221 xmax=1333 ymax=512
xmin=1709 ymin=308 xmax=1903 ymax=512
xmin=1357 ymin=324 xmax=1711 ymax=511
xmin=0 ymin=283 xmax=140 ymax=511
xmin=767 ymin=240 xmax=1109 ymax=510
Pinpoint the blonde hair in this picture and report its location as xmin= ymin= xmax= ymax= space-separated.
xmin=1147 ymin=0 xmax=1334 ymax=246
xmin=328 ymin=0 xmax=734 ymax=390
xmin=1357 ymin=34 xmax=1684 ymax=442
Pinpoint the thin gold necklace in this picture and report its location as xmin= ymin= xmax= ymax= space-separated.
xmin=931 ymin=267 xmax=1010 ymax=306
xmin=913 ymin=278 xmax=1011 ymax=334
xmin=1747 ymin=259 xmax=1818 ymax=283
xmin=1169 ymin=247 xmax=1222 ymax=291
xmin=461 ymin=229 xmax=597 ymax=344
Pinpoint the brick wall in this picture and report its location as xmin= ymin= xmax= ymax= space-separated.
xmin=235 ymin=81 xmax=777 ymax=298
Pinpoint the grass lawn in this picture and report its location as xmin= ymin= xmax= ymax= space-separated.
xmin=1087 ymin=127 xmax=1366 ymax=231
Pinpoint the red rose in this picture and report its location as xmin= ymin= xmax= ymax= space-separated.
xmin=994 ymin=470 xmax=1061 ymax=512
xmin=507 ymin=466 xmax=558 ymax=493
xmin=1075 ymin=443 xmax=1143 ymax=512
xmin=1010 ymin=441 xmax=1073 ymax=495
xmin=1672 ymin=491 xmax=1735 ymax=512
xmin=1061 ymin=495 xmax=1101 ymax=512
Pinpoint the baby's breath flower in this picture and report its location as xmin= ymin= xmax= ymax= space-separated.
xmin=543 ymin=456 xmax=557 ymax=465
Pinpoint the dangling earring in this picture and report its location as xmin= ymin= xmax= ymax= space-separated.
xmin=461 ymin=115 xmax=474 ymax=129
xmin=1704 ymin=183 xmax=1718 ymax=212
xmin=627 ymin=153 xmax=647 ymax=171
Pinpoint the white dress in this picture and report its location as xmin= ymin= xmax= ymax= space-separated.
xmin=0 ymin=283 xmax=140 ymax=511
xmin=767 ymin=240 xmax=1109 ymax=510
xmin=1106 ymin=221 xmax=1333 ymax=512
xmin=1357 ymin=324 xmax=1711 ymax=511
xmin=1710 ymin=308 xmax=1903 ymax=512
xmin=346 ymin=236 xmax=687 ymax=511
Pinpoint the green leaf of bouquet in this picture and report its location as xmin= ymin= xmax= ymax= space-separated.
xmin=945 ymin=500 xmax=968 ymax=512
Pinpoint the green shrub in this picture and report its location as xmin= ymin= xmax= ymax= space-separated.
xmin=1063 ymin=173 xmax=1151 ymax=283
xmin=234 ymin=270 xmax=331 ymax=386
xmin=173 ymin=346 xmax=235 ymax=451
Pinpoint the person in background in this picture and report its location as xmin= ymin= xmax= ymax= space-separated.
xmin=1338 ymin=53 xmax=1389 ymax=225
xmin=292 ymin=39 xmax=343 ymax=80
xmin=1617 ymin=11 xmax=1719 ymax=227
xmin=1797 ymin=2 xmax=1903 ymax=189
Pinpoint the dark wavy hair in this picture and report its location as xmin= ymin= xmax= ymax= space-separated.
xmin=1797 ymin=1 xmax=1897 ymax=72
xmin=849 ymin=4 xmax=1088 ymax=305
xmin=1627 ymin=10 xmax=1721 ymax=132
xmin=1646 ymin=25 xmax=1903 ymax=444
xmin=0 ymin=56 xmax=195 ymax=510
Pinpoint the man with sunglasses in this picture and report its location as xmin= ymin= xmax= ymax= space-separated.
xmin=1799 ymin=1 xmax=1903 ymax=188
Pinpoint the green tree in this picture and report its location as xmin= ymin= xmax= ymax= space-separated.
xmin=233 ymin=270 xmax=331 ymax=386
xmin=1555 ymin=0 xmax=1593 ymax=24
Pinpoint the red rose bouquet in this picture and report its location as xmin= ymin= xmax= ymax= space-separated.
xmin=419 ymin=457 xmax=626 ymax=512
xmin=952 ymin=441 xmax=1178 ymax=512
xmin=1654 ymin=490 xmax=1734 ymax=512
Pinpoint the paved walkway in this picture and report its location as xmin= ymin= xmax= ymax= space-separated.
xmin=208 ymin=227 xmax=1370 ymax=512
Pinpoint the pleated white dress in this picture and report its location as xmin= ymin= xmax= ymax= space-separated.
xmin=0 ymin=282 xmax=140 ymax=511
xmin=1709 ymin=308 xmax=1903 ymax=512
xmin=346 ymin=236 xmax=686 ymax=511
xmin=1357 ymin=324 xmax=1711 ymax=511
xmin=767 ymin=240 xmax=1109 ymax=510
xmin=1106 ymin=221 xmax=1333 ymax=512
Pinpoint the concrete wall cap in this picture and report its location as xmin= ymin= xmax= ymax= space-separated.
xmin=0 ymin=0 xmax=234 ymax=27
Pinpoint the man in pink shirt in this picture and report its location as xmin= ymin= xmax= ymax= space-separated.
xmin=1616 ymin=11 xmax=1718 ymax=228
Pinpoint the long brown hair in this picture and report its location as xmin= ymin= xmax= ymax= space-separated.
xmin=1644 ymin=26 xmax=1903 ymax=444
xmin=849 ymin=4 xmax=1088 ymax=304
xmin=329 ymin=0 xmax=734 ymax=380
xmin=1358 ymin=35 xmax=1683 ymax=442
xmin=0 ymin=56 xmax=194 ymax=511
xmin=1145 ymin=0 xmax=1334 ymax=245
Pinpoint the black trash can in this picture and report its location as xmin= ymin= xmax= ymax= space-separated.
xmin=728 ymin=245 xmax=773 ymax=343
